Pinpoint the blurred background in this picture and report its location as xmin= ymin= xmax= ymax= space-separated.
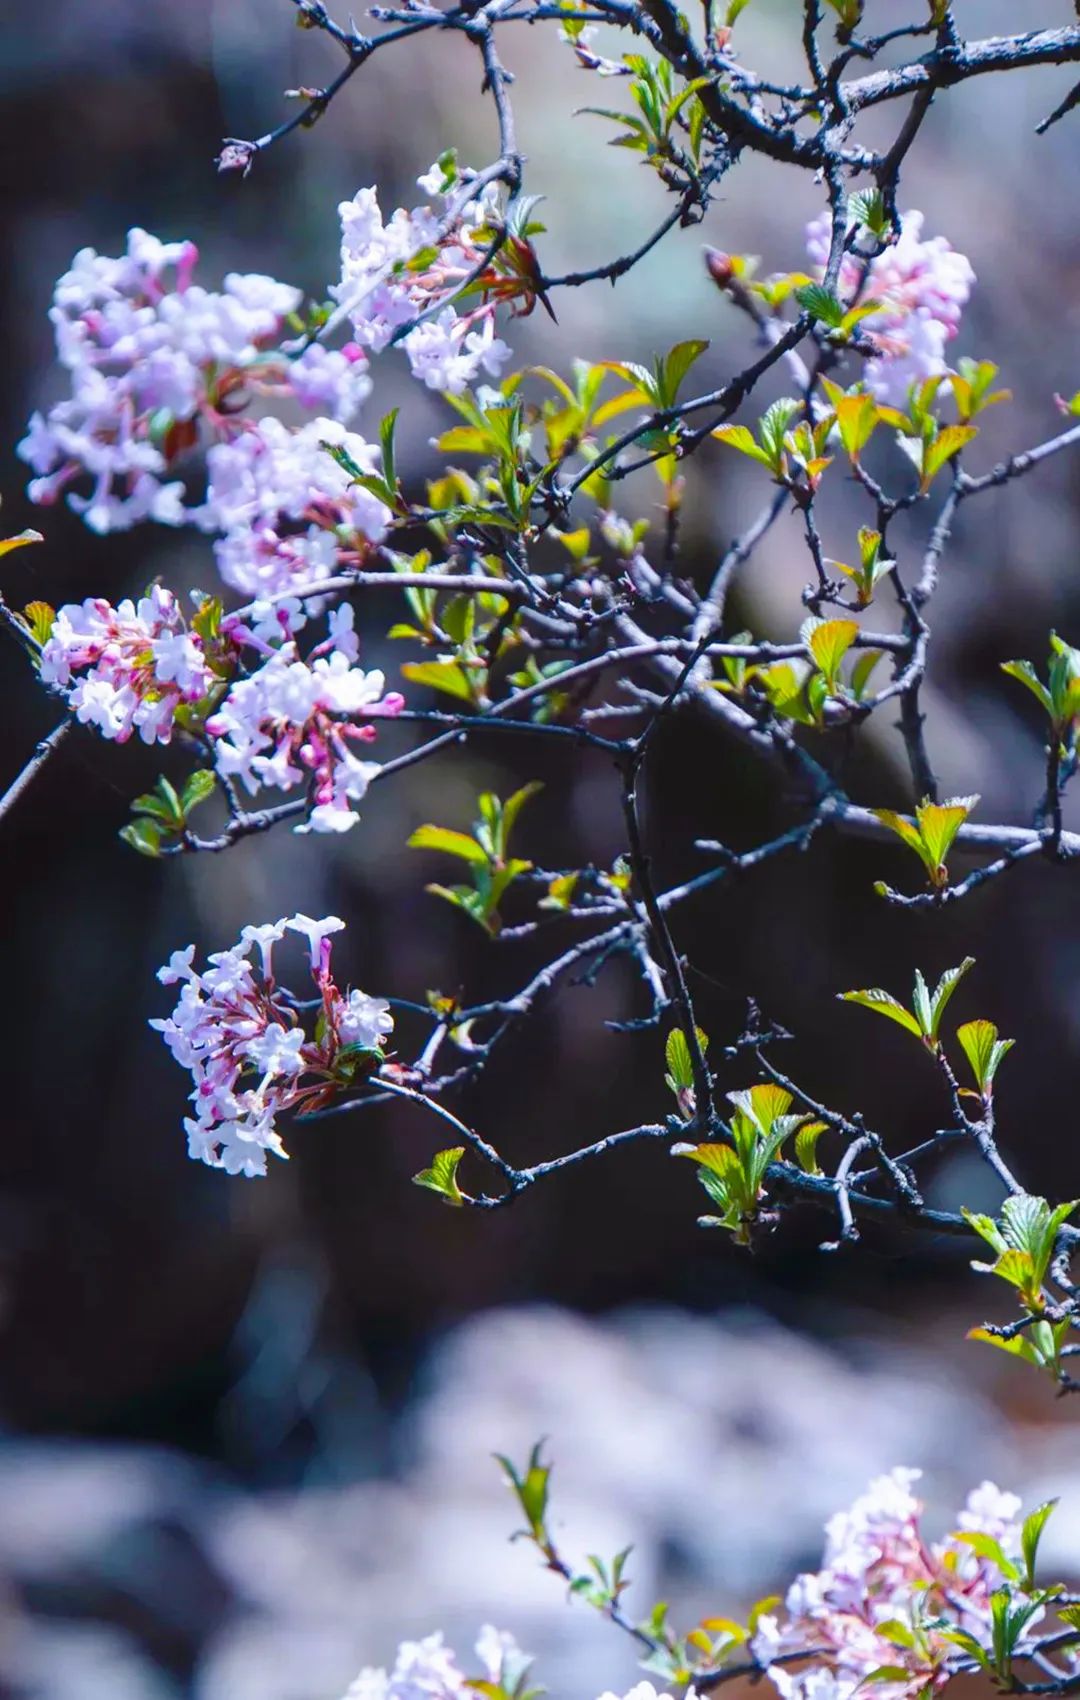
xmin=4 ymin=1 xmax=1080 ymax=1694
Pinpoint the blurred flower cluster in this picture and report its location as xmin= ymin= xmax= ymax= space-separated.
xmin=752 ymin=1470 xmax=1041 ymax=1700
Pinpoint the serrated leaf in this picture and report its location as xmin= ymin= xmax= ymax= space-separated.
xmin=831 ymin=390 xmax=879 ymax=460
xmin=839 ymin=988 xmax=923 ymax=1039
xmin=956 ymin=1019 xmax=1014 ymax=1096
xmin=412 ymin=1145 xmax=466 ymax=1205
xmin=794 ymin=1120 xmax=827 ymax=1175
xmin=180 ymin=769 xmax=217 ymax=814
xmin=21 ymin=599 xmax=55 ymax=645
xmin=978 ymin=1247 xmax=1037 ymax=1292
xmin=872 ymin=808 xmax=929 ymax=863
xmin=665 ymin=1027 xmax=694 ymax=1092
xmin=806 ymin=619 xmax=859 ymax=691
xmin=921 ymin=423 xmax=978 ymax=490
xmin=929 ymin=957 xmax=975 ymax=1037
xmin=796 ymin=284 xmax=845 ymax=328
xmin=917 ymin=796 xmax=978 ymax=872
xmin=710 ymin=425 xmax=774 ymax=468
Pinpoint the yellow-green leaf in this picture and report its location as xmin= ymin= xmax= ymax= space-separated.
xmin=407 ymin=825 xmax=489 ymax=864
xmin=0 ymin=529 xmax=44 ymax=559
xmin=412 ymin=1146 xmax=466 ymax=1205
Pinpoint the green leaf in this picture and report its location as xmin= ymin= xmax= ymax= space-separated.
xmin=917 ymin=796 xmax=978 ymax=873
xmin=500 ymin=780 xmax=543 ymax=847
xmin=954 ymin=1531 xmax=1019 ymax=1582
xmin=795 ymin=284 xmax=846 ymax=329
xmin=794 ymin=1119 xmax=827 ymax=1175
xmin=873 ymin=798 xmax=977 ymax=888
xmin=873 ymin=807 xmax=929 ymax=860
xmin=426 ymin=882 xmax=495 ymax=932
xmin=838 ymin=988 xmax=923 ymax=1040
xmin=1001 ymin=659 xmax=1054 ymax=718
xmin=657 ymin=339 xmax=709 ymax=407
xmin=540 ymin=871 xmax=580 ymax=912
xmin=412 ymin=1146 xmax=466 ymax=1206
xmin=496 ymin=1443 xmax=551 ymax=1542
xmin=379 ymin=407 xmax=399 ymax=492
xmin=408 ymin=825 xmax=489 ymax=864
xmin=180 ymin=769 xmax=217 ymax=814
xmin=120 ymin=818 xmax=165 ymax=858
xmin=665 ymin=1027 xmax=694 ymax=1091
xmin=759 ymin=398 xmax=801 ymax=470
xmin=929 ymin=957 xmax=975 ymax=1039
xmin=850 ymin=649 xmax=882 ymax=701
xmin=806 ymin=618 xmax=859 ymax=692
xmin=401 ymin=659 xmax=478 ymax=703
xmin=956 ymin=1019 xmax=1014 ymax=1097
xmin=921 ymin=423 xmax=978 ymax=490
xmin=1021 ymin=1499 xmax=1057 ymax=1589
xmin=967 ymin=1326 xmax=1044 ymax=1370
xmin=710 ymin=424 xmax=774 ymax=469
xmin=824 ymin=386 xmax=880 ymax=460
xmin=20 ymin=599 xmax=55 ymax=645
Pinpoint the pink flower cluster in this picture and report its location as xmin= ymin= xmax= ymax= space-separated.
xmin=18 ymin=227 xmax=370 ymax=534
xmin=199 ymin=415 xmax=392 ymax=598
xmin=752 ymin=1469 xmax=1031 ymax=1700
xmin=152 ymin=915 xmax=393 ymax=1178
xmin=207 ymin=603 xmax=404 ymax=833
xmin=332 ymin=163 xmax=511 ymax=394
xmin=342 ymin=1627 xmax=533 ymax=1700
xmin=806 ymin=210 xmax=975 ymax=406
xmin=41 ymin=589 xmax=402 ymax=830
xmin=39 ymin=584 xmax=211 ymax=744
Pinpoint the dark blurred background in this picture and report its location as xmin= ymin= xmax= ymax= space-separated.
xmin=4 ymin=2 xmax=1080 ymax=1695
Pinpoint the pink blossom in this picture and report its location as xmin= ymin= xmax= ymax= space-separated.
xmin=332 ymin=166 xmax=513 ymax=394
xmin=340 ymin=1628 xmax=530 ymax=1700
xmin=39 ymin=585 xmax=212 ymax=745
xmin=19 ymin=228 xmax=371 ymax=535
xmin=755 ymin=1470 xmax=1038 ymax=1700
xmin=151 ymin=915 xmax=393 ymax=1176
xmin=805 ymin=210 xmax=975 ymax=406
xmin=200 ymin=415 xmax=392 ymax=599
xmin=206 ymin=611 xmax=404 ymax=833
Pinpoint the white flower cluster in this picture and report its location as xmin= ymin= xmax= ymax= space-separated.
xmin=752 ymin=1469 xmax=1029 ymax=1700
xmin=338 ymin=1630 xmax=684 ymax=1700
xmin=199 ymin=415 xmax=392 ymax=599
xmin=806 ymin=210 xmax=975 ymax=406
xmin=39 ymin=584 xmax=210 ymax=744
xmin=207 ymin=603 xmax=404 ymax=834
xmin=332 ymin=166 xmax=511 ymax=395
xmin=152 ymin=915 xmax=393 ymax=1177
xmin=18 ymin=227 xmax=371 ymax=534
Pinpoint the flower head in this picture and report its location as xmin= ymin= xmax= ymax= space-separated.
xmin=805 ymin=210 xmax=974 ymax=406
xmin=153 ymin=916 xmax=391 ymax=1175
